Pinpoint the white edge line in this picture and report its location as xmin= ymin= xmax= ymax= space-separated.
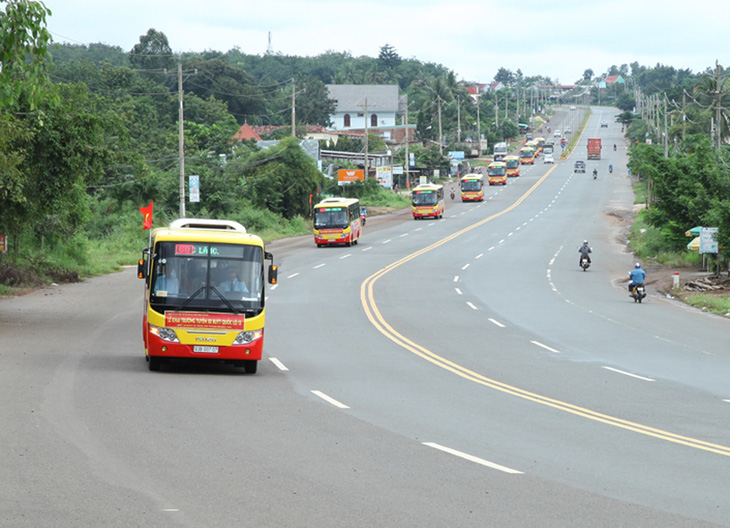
xmin=462 ymin=263 xmax=470 ymax=270
xmin=269 ymin=357 xmax=289 ymax=371
xmin=455 ymin=288 xmax=463 ymax=295
xmin=269 ymin=284 xmax=278 ymax=290
xmin=311 ymin=390 xmax=350 ymax=409
xmin=488 ymin=318 xmax=505 ymax=328
xmin=466 ymin=302 xmax=478 ymax=310
xmin=339 ymin=254 xmax=352 ymax=259
xmin=530 ymin=340 xmax=561 ymax=354
xmin=362 ymin=247 xmax=373 ymax=251
xmin=423 ymin=442 xmax=523 ymax=474
xmin=313 ymin=263 xmax=326 ymax=269
xmin=287 ymin=272 xmax=299 ymax=279
xmin=602 ymin=366 xmax=655 ymax=382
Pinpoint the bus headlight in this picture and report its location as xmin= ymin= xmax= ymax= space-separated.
xmin=150 ymin=325 xmax=180 ymax=343
xmin=234 ymin=330 xmax=262 ymax=345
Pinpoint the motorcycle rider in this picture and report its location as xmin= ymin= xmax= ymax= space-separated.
xmin=628 ymin=263 xmax=646 ymax=296
xmin=609 ymin=163 xmax=613 ymax=173
xmin=593 ymin=168 xmax=598 ymax=179
xmin=450 ymin=187 xmax=456 ymax=200
xmin=613 ymin=144 xmax=617 ymax=151
xmin=578 ymin=240 xmax=592 ymax=266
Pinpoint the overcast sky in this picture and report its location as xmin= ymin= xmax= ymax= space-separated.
xmin=42 ymin=0 xmax=726 ymax=85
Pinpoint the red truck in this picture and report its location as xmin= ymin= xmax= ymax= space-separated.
xmin=587 ymin=138 xmax=601 ymax=160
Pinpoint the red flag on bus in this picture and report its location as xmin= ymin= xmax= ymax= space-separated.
xmin=140 ymin=200 xmax=154 ymax=230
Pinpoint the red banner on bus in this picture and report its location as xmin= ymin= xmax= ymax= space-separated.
xmin=165 ymin=311 xmax=245 ymax=330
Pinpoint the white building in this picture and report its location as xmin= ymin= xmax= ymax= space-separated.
xmin=326 ymin=84 xmax=411 ymax=142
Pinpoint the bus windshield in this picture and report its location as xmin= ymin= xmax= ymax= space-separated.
xmin=149 ymin=241 xmax=264 ymax=314
xmin=412 ymin=191 xmax=438 ymax=206
xmin=461 ymin=179 xmax=482 ymax=192
xmin=314 ymin=207 xmax=349 ymax=229
xmin=505 ymin=159 xmax=519 ymax=169
xmin=488 ymin=166 xmax=507 ymax=176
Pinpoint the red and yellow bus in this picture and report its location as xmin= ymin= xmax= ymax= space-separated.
xmin=460 ymin=173 xmax=485 ymax=201
xmin=520 ymin=146 xmax=536 ymax=165
xmin=412 ymin=183 xmax=445 ymax=219
xmin=534 ymin=137 xmax=546 ymax=153
xmin=504 ymin=155 xmax=520 ymax=177
xmin=137 ymin=219 xmax=278 ymax=373
xmin=487 ymin=161 xmax=507 ymax=185
xmin=313 ymin=197 xmax=363 ymax=247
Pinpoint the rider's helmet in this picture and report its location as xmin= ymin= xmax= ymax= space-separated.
xmin=583 ymin=240 xmax=588 ymax=244
xmin=635 ymin=263 xmax=641 ymax=268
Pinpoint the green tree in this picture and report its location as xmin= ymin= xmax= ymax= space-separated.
xmin=295 ymin=74 xmax=335 ymax=127
xmin=244 ymin=137 xmax=323 ymax=218
xmin=0 ymin=0 xmax=53 ymax=109
xmin=129 ymin=28 xmax=175 ymax=86
xmin=378 ymin=43 xmax=401 ymax=70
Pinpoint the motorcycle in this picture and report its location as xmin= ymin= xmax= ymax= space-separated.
xmin=450 ymin=189 xmax=456 ymax=200
xmin=613 ymin=144 xmax=617 ymax=151
xmin=580 ymin=256 xmax=590 ymax=271
xmin=593 ymin=170 xmax=598 ymax=180
xmin=609 ymin=165 xmax=613 ymax=173
xmin=630 ymin=283 xmax=646 ymax=303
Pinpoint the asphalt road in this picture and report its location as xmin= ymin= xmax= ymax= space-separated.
xmin=2 ymin=107 xmax=729 ymax=527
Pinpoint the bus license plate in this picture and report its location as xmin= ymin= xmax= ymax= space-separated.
xmin=193 ymin=346 xmax=219 ymax=354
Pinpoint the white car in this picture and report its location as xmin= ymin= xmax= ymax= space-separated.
xmin=553 ymin=130 xmax=561 ymax=137
xmin=543 ymin=153 xmax=554 ymax=164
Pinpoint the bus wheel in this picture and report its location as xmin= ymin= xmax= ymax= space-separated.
xmin=148 ymin=356 xmax=161 ymax=372
xmin=243 ymin=360 xmax=258 ymax=374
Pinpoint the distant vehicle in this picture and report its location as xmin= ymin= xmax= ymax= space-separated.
xmin=543 ymin=153 xmax=554 ymax=164
xmin=493 ymin=142 xmax=508 ymax=161
xmin=504 ymin=155 xmax=521 ymax=177
xmin=601 ymin=121 xmax=608 ymax=128
xmin=554 ymin=130 xmax=561 ymax=137
xmin=570 ymin=105 xmax=576 ymax=110
xmin=565 ymin=126 xmax=572 ymax=133
xmin=460 ymin=173 xmax=485 ymax=202
xmin=487 ymin=161 xmax=508 ymax=185
xmin=526 ymin=133 xmax=533 ymax=141
xmin=314 ymin=197 xmax=363 ymax=247
xmin=587 ymin=138 xmax=602 ymax=160
xmin=412 ymin=183 xmax=445 ymax=220
xmin=574 ymin=160 xmax=586 ymax=173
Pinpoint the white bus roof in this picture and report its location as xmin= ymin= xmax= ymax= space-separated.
xmin=169 ymin=218 xmax=247 ymax=233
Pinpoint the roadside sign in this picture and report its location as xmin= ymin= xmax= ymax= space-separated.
xmin=700 ymin=227 xmax=719 ymax=254
xmin=337 ymin=169 xmax=364 ymax=186
xmin=0 ymin=235 xmax=7 ymax=252
xmin=189 ymin=175 xmax=200 ymax=203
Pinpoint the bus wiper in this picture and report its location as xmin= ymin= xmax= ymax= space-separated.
xmin=209 ymin=286 xmax=240 ymax=315
xmin=178 ymin=286 xmax=206 ymax=311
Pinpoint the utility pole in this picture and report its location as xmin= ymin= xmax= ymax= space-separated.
xmin=437 ymin=96 xmax=443 ymax=155
xmin=170 ymin=56 xmax=197 ymax=218
xmin=178 ymin=58 xmax=185 ymax=218
xmin=291 ymin=78 xmax=296 ymax=136
xmin=664 ymin=94 xmax=669 ymax=159
xmin=495 ymin=97 xmax=499 ymax=129
xmin=364 ymin=98 xmax=369 ymax=178
xmin=715 ymin=61 xmax=722 ymax=150
xmin=457 ymin=96 xmax=461 ymax=143
xmin=476 ymin=95 xmax=482 ymax=157
xmin=404 ymin=103 xmax=409 ymax=188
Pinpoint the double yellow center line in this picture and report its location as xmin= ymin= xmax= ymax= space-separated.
xmin=360 ymin=168 xmax=730 ymax=457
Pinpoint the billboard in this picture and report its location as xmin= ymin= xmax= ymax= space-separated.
xmin=337 ymin=169 xmax=364 ymax=185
